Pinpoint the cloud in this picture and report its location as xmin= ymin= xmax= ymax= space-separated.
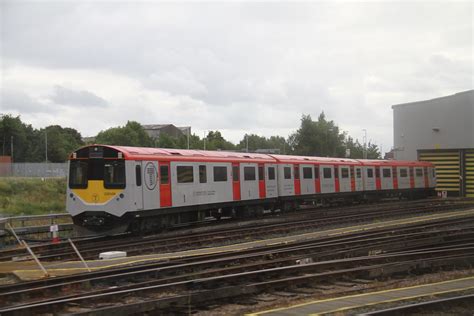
xmin=0 ymin=89 xmax=51 ymax=114
xmin=49 ymin=85 xmax=108 ymax=107
xmin=1 ymin=1 xmax=472 ymax=149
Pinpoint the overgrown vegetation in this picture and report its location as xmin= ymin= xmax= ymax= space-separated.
xmin=0 ymin=178 xmax=66 ymax=216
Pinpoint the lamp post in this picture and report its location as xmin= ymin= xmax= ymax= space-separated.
xmin=245 ymin=134 xmax=249 ymax=153
xmin=186 ymin=127 xmax=190 ymax=150
xmin=45 ymin=131 xmax=48 ymax=162
xmin=363 ymin=129 xmax=367 ymax=159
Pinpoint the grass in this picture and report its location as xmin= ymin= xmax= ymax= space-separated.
xmin=0 ymin=177 xmax=67 ymax=217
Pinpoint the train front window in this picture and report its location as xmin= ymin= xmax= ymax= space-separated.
xmin=69 ymin=160 xmax=88 ymax=188
xmin=104 ymin=160 xmax=126 ymax=189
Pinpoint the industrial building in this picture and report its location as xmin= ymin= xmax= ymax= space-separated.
xmin=142 ymin=124 xmax=191 ymax=139
xmin=392 ymin=90 xmax=474 ymax=197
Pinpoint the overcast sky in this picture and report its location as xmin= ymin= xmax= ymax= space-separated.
xmin=1 ymin=0 xmax=472 ymax=151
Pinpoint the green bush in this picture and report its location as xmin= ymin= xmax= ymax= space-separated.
xmin=0 ymin=178 xmax=67 ymax=217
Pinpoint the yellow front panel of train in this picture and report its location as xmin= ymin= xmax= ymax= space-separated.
xmin=72 ymin=180 xmax=123 ymax=204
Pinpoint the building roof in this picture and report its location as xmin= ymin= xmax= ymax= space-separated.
xmin=391 ymin=90 xmax=474 ymax=109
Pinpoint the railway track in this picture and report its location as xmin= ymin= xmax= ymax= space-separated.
xmin=0 ymin=199 xmax=471 ymax=263
xmin=1 ymin=212 xmax=474 ymax=315
xmin=361 ymin=292 xmax=474 ymax=315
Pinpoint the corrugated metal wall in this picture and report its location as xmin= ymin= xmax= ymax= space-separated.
xmin=419 ymin=150 xmax=460 ymax=196
xmin=466 ymin=150 xmax=474 ymax=198
xmin=419 ymin=149 xmax=474 ymax=197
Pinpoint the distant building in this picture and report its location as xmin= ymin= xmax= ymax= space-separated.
xmin=392 ymin=90 xmax=474 ymax=197
xmin=142 ymin=124 xmax=191 ymax=139
xmin=254 ymin=148 xmax=281 ymax=154
xmin=0 ymin=156 xmax=12 ymax=176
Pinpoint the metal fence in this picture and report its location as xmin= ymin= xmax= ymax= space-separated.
xmin=0 ymin=163 xmax=68 ymax=178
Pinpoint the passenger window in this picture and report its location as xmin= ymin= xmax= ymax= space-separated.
xmin=323 ymin=168 xmax=332 ymax=179
xmin=69 ymin=160 xmax=88 ymax=189
xmin=294 ymin=166 xmax=300 ymax=180
xmin=199 ymin=165 xmax=207 ymax=183
xmin=233 ymin=166 xmax=239 ymax=181
xmin=367 ymin=168 xmax=374 ymax=178
xmin=213 ymin=166 xmax=227 ymax=182
xmin=284 ymin=167 xmax=292 ymax=179
xmin=314 ymin=166 xmax=319 ymax=179
xmin=104 ymin=160 xmax=126 ymax=189
xmin=400 ymin=168 xmax=408 ymax=177
xmin=135 ymin=165 xmax=142 ymax=186
xmin=356 ymin=168 xmax=362 ymax=178
xmin=341 ymin=168 xmax=349 ymax=178
xmin=268 ymin=167 xmax=276 ymax=180
xmin=244 ymin=166 xmax=256 ymax=181
xmin=258 ymin=166 xmax=264 ymax=180
xmin=177 ymin=166 xmax=193 ymax=183
xmin=160 ymin=165 xmax=169 ymax=184
xmin=382 ymin=169 xmax=391 ymax=178
xmin=350 ymin=167 xmax=354 ymax=178
xmin=303 ymin=167 xmax=312 ymax=179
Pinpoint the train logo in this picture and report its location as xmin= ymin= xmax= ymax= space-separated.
xmin=145 ymin=162 xmax=157 ymax=190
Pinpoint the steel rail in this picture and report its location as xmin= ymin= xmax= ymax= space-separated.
xmin=2 ymin=247 xmax=474 ymax=315
xmin=1 ymin=199 xmax=471 ymax=263
xmin=2 ymin=226 xmax=474 ymax=311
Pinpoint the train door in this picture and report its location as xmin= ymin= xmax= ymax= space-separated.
xmin=339 ymin=165 xmax=351 ymax=192
xmin=375 ymin=167 xmax=382 ymax=190
xmin=265 ymin=164 xmax=278 ymax=198
xmin=133 ymin=161 xmax=144 ymax=210
xmin=159 ymin=162 xmax=172 ymax=207
xmin=320 ymin=165 xmax=335 ymax=194
xmin=314 ymin=165 xmax=321 ymax=193
xmin=398 ymin=167 xmax=410 ymax=189
xmin=277 ymin=164 xmax=294 ymax=196
xmin=258 ymin=164 xmax=266 ymax=199
xmin=300 ymin=164 xmax=315 ymax=195
xmin=429 ymin=167 xmax=436 ymax=188
xmin=334 ymin=166 xmax=340 ymax=192
xmin=381 ymin=167 xmax=393 ymax=190
xmin=414 ymin=167 xmax=424 ymax=188
xmin=409 ymin=167 xmax=415 ymax=188
xmin=350 ymin=167 xmax=355 ymax=192
xmin=354 ymin=166 xmax=363 ymax=191
xmin=392 ymin=167 xmax=398 ymax=190
xmin=364 ymin=166 xmax=376 ymax=191
xmin=240 ymin=163 xmax=259 ymax=200
xmin=142 ymin=161 xmax=160 ymax=210
xmin=294 ymin=164 xmax=301 ymax=195
xmin=232 ymin=163 xmax=241 ymax=201
xmin=423 ymin=167 xmax=429 ymax=188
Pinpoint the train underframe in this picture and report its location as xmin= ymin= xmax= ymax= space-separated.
xmin=72 ymin=188 xmax=436 ymax=236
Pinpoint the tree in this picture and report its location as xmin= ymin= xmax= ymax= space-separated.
xmin=236 ymin=134 xmax=290 ymax=154
xmin=41 ymin=125 xmax=84 ymax=162
xmin=289 ymin=113 xmax=346 ymax=157
xmin=344 ymin=136 xmax=381 ymax=159
xmin=0 ymin=114 xmax=40 ymax=162
xmin=204 ymin=131 xmax=235 ymax=151
xmin=95 ymin=121 xmax=153 ymax=147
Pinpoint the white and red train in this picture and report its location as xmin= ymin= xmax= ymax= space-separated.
xmin=66 ymin=145 xmax=436 ymax=234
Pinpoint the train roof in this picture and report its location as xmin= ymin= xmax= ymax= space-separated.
xmin=357 ymin=159 xmax=432 ymax=166
xmin=71 ymin=145 xmax=433 ymax=166
xmin=270 ymin=154 xmax=361 ymax=165
xmin=73 ymin=145 xmax=277 ymax=163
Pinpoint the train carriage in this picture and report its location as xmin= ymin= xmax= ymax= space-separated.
xmin=67 ymin=145 xmax=436 ymax=235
